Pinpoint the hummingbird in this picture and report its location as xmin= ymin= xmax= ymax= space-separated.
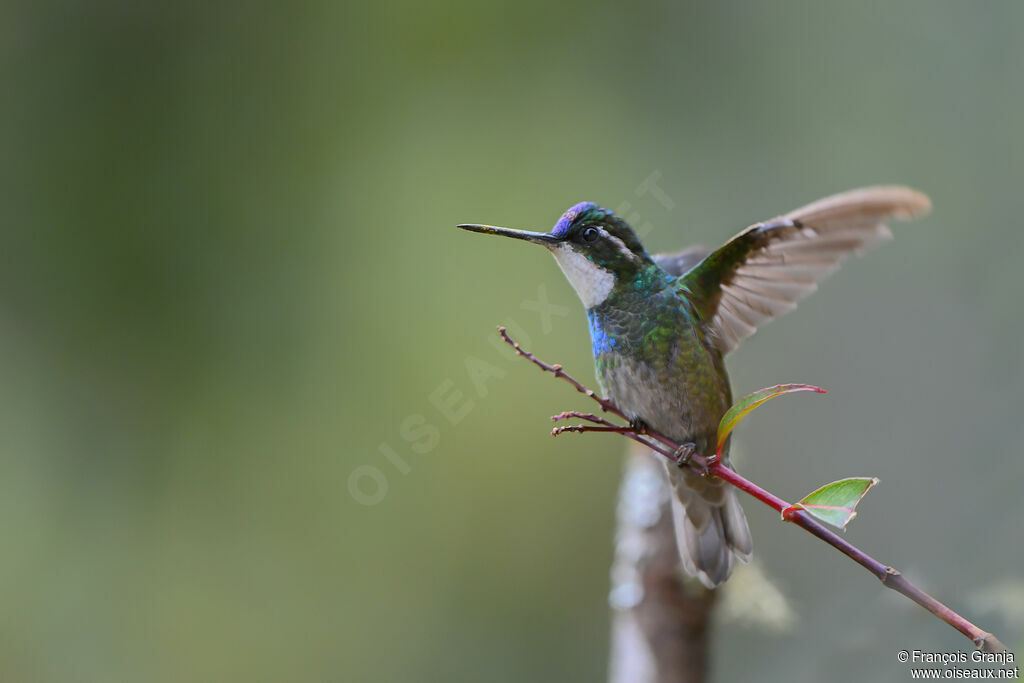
xmin=458 ymin=186 xmax=931 ymax=588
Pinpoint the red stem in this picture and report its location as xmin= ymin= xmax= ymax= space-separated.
xmin=502 ymin=327 xmax=1006 ymax=653
xmin=709 ymin=462 xmax=996 ymax=648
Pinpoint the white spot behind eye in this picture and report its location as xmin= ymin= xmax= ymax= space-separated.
xmin=599 ymin=228 xmax=637 ymax=261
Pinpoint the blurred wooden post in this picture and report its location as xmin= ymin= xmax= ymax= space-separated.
xmin=608 ymin=443 xmax=716 ymax=683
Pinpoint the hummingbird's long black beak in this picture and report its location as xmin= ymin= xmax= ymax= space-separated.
xmin=456 ymin=224 xmax=559 ymax=246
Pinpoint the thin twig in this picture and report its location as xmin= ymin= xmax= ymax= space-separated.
xmin=552 ymin=410 xmax=620 ymax=427
xmin=551 ymin=411 xmax=662 ymax=440
xmin=499 ymin=326 xmax=624 ymax=418
xmin=550 ymin=409 xmax=674 ymax=455
xmin=497 ymin=326 xmax=1007 ymax=654
xmin=553 ymin=424 xmax=641 ymax=436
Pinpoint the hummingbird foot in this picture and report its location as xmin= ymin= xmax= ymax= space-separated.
xmin=629 ymin=417 xmax=651 ymax=435
xmin=672 ymin=442 xmax=697 ymax=468
xmin=672 ymin=442 xmax=717 ymax=477
xmin=703 ymin=452 xmax=720 ymax=477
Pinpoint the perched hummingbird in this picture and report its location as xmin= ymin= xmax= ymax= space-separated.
xmin=458 ymin=186 xmax=931 ymax=587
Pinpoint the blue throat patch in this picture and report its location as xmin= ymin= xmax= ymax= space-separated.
xmin=587 ymin=309 xmax=617 ymax=356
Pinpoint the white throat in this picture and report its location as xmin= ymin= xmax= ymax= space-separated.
xmin=550 ymin=244 xmax=615 ymax=309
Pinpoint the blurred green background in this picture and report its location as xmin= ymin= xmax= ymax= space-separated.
xmin=2 ymin=1 xmax=1022 ymax=681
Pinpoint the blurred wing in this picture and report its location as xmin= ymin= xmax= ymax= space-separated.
xmin=678 ymin=186 xmax=932 ymax=353
xmin=653 ymin=246 xmax=710 ymax=277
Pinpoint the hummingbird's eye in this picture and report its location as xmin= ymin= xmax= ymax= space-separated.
xmin=580 ymin=227 xmax=600 ymax=244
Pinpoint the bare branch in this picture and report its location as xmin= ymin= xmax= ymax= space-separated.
xmin=553 ymin=424 xmax=640 ymax=436
xmin=552 ymin=410 xmax=620 ymax=427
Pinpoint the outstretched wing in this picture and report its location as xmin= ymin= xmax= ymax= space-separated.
xmin=678 ymin=186 xmax=932 ymax=353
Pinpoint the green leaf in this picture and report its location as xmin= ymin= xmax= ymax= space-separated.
xmin=716 ymin=384 xmax=826 ymax=455
xmin=784 ymin=477 xmax=880 ymax=529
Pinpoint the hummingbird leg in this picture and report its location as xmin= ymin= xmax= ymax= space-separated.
xmin=673 ymin=442 xmax=716 ymax=477
xmin=703 ymin=452 xmax=720 ymax=477
xmin=672 ymin=442 xmax=697 ymax=468
xmin=628 ymin=417 xmax=651 ymax=435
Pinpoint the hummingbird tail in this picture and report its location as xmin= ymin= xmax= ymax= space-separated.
xmin=666 ymin=464 xmax=752 ymax=588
